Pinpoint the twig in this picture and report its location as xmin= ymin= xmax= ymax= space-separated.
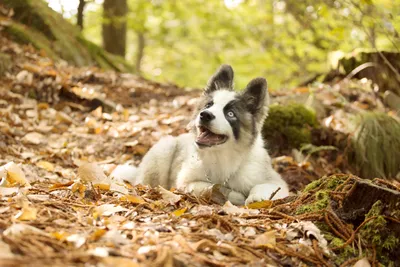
xmin=268 ymin=187 xmax=281 ymax=200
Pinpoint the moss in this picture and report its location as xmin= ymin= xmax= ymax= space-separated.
xmin=304 ymin=175 xmax=346 ymax=192
xmin=304 ymin=178 xmax=324 ymax=192
xmin=351 ymin=112 xmax=400 ymax=179
xmin=329 ymin=238 xmax=357 ymax=265
xmin=262 ymin=103 xmax=318 ymax=151
xmin=295 ymin=190 xmax=329 ymax=214
xmin=359 ymin=201 xmax=400 ymax=265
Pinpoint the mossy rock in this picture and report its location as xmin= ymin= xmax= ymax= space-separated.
xmin=262 ymin=103 xmax=318 ymax=154
xmin=351 ymin=112 xmax=400 ymax=179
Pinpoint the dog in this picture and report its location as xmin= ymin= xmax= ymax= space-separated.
xmin=130 ymin=64 xmax=289 ymax=205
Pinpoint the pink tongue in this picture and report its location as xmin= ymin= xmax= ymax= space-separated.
xmin=197 ymin=130 xmax=221 ymax=144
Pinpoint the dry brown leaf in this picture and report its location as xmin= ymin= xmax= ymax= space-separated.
xmin=222 ymin=201 xmax=259 ymax=215
xmin=158 ymin=186 xmax=181 ymax=205
xmin=95 ymin=204 xmax=128 ymax=217
xmin=22 ymin=132 xmax=45 ymax=145
xmin=253 ymin=230 xmax=276 ymax=247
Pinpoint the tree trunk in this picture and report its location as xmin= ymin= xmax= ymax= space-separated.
xmin=135 ymin=32 xmax=145 ymax=74
xmin=77 ymin=0 xmax=86 ymax=31
xmin=102 ymin=0 xmax=127 ymax=58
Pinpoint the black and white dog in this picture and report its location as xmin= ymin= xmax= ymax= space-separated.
xmin=131 ymin=65 xmax=289 ymax=205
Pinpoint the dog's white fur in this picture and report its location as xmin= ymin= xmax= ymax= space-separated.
xmin=128 ymin=65 xmax=289 ymax=205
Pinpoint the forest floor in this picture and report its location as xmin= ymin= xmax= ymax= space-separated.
xmin=1 ymin=36 xmax=400 ymax=267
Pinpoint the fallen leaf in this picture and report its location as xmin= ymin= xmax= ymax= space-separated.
xmin=22 ymin=132 xmax=45 ymax=145
xmin=14 ymin=200 xmax=37 ymax=221
xmin=90 ymin=229 xmax=107 ymax=241
xmin=66 ymin=233 xmax=86 ymax=248
xmin=0 ymin=162 xmax=30 ymax=187
xmin=95 ymin=204 xmax=128 ymax=217
xmin=222 ymin=201 xmax=259 ymax=215
xmin=49 ymin=181 xmax=74 ymax=190
xmin=101 ymin=257 xmax=140 ymax=267
xmin=3 ymin=223 xmax=48 ymax=236
xmin=205 ymin=228 xmax=234 ymax=241
xmin=172 ymin=207 xmax=187 ymax=217
xmin=0 ymin=187 xmax=19 ymax=196
xmin=93 ymin=183 xmax=111 ymax=191
xmin=120 ymin=195 xmax=145 ymax=204
xmin=253 ymin=230 xmax=276 ymax=247
xmin=246 ymin=199 xmax=273 ymax=209
xmin=158 ymin=186 xmax=181 ymax=205
xmin=36 ymin=161 xmax=54 ymax=172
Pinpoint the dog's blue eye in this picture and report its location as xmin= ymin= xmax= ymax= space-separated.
xmin=227 ymin=111 xmax=235 ymax=118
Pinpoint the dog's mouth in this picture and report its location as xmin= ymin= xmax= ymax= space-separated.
xmin=196 ymin=126 xmax=228 ymax=147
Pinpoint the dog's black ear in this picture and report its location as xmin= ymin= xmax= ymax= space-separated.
xmin=204 ymin=64 xmax=234 ymax=94
xmin=242 ymin=77 xmax=268 ymax=119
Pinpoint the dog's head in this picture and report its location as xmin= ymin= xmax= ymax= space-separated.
xmin=191 ymin=64 xmax=269 ymax=149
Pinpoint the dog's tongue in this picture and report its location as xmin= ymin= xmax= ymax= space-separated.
xmin=197 ymin=129 xmax=223 ymax=146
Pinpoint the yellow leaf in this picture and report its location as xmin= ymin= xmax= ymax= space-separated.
xmin=51 ymin=231 xmax=69 ymax=241
xmin=120 ymin=195 xmax=145 ymax=204
xmin=246 ymin=200 xmax=273 ymax=209
xmin=93 ymin=183 xmax=111 ymax=191
xmin=1 ymin=162 xmax=30 ymax=187
xmin=91 ymin=229 xmax=107 ymax=241
xmin=172 ymin=207 xmax=187 ymax=217
xmin=36 ymin=161 xmax=54 ymax=172
xmin=14 ymin=202 xmax=37 ymax=221
xmin=49 ymin=181 xmax=74 ymax=190
xmin=71 ymin=182 xmax=86 ymax=195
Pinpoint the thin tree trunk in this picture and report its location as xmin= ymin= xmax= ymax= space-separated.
xmin=102 ymin=0 xmax=127 ymax=57
xmin=77 ymin=0 xmax=86 ymax=31
xmin=135 ymin=32 xmax=145 ymax=74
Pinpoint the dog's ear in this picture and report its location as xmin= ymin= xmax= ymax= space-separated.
xmin=204 ymin=64 xmax=234 ymax=94
xmin=242 ymin=77 xmax=269 ymax=122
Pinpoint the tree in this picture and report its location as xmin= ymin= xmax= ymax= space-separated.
xmin=102 ymin=0 xmax=127 ymax=58
xmin=77 ymin=0 xmax=87 ymax=31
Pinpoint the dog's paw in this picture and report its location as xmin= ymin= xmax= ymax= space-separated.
xmin=245 ymin=184 xmax=289 ymax=205
xmin=227 ymin=191 xmax=246 ymax=206
xmin=245 ymin=193 xmax=266 ymax=205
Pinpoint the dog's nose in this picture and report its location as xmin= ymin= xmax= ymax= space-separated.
xmin=200 ymin=110 xmax=215 ymax=122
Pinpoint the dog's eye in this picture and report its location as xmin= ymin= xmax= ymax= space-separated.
xmin=205 ymin=101 xmax=213 ymax=109
xmin=227 ymin=111 xmax=235 ymax=118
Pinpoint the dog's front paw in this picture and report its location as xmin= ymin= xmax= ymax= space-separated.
xmin=245 ymin=193 xmax=266 ymax=205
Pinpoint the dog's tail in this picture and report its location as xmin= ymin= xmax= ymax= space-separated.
xmin=110 ymin=164 xmax=138 ymax=185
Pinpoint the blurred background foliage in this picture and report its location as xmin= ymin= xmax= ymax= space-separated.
xmin=44 ymin=0 xmax=400 ymax=90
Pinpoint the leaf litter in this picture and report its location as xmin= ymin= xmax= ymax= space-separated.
xmin=0 ymin=28 xmax=399 ymax=267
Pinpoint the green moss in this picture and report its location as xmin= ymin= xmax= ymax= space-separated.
xmin=295 ymin=190 xmax=329 ymax=214
xmin=304 ymin=178 xmax=324 ymax=192
xmin=359 ymin=201 xmax=400 ymax=265
xmin=329 ymin=238 xmax=357 ymax=265
xmin=262 ymin=103 xmax=318 ymax=151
